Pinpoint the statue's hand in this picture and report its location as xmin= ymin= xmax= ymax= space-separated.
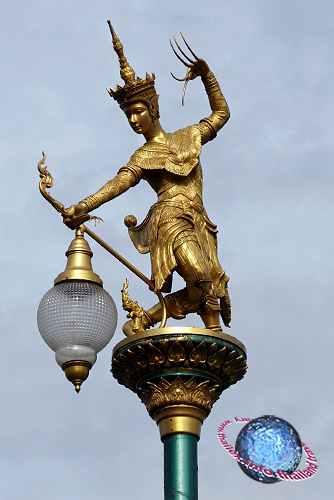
xmin=187 ymin=58 xmax=210 ymax=80
xmin=63 ymin=202 xmax=90 ymax=229
xmin=170 ymin=34 xmax=210 ymax=104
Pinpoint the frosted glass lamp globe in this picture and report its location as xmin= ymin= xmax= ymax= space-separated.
xmin=37 ymin=280 xmax=117 ymax=367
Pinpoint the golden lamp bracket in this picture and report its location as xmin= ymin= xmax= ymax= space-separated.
xmin=37 ymin=152 xmax=167 ymax=328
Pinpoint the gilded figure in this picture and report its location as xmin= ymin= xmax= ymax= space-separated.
xmin=63 ymin=21 xmax=231 ymax=335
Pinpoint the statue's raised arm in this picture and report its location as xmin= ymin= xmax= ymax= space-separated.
xmin=170 ymin=34 xmax=230 ymax=143
xmin=64 ymin=22 xmax=231 ymax=335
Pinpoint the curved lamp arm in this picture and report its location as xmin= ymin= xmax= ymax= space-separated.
xmin=38 ymin=151 xmax=66 ymax=215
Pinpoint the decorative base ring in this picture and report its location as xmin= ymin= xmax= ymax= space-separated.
xmin=154 ymin=405 xmax=207 ymax=441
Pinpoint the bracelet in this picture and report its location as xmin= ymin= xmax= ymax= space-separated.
xmin=202 ymin=71 xmax=221 ymax=94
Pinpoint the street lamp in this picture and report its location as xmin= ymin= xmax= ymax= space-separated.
xmin=37 ymin=226 xmax=117 ymax=392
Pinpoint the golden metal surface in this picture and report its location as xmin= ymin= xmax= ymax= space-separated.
xmin=107 ymin=20 xmax=135 ymax=83
xmin=112 ymin=327 xmax=247 ymax=393
xmin=170 ymin=33 xmax=207 ymax=106
xmin=54 ymin=226 xmax=103 ymax=285
xmin=112 ymin=328 xmax=247 ymax=433
xmin=62 ymin=360 xmax=92 ymax=393
xmin=106 ymin=20 xmax=158 ymax=114
xmin=113 ymin=327 xmax=246 ymax=355
xmin=82 ymin=225 xmax=167 ymax=328
xmin=38 ymin=152 xmax=102 ymax=226
xmin=154 ymin=405 xmax=207 ymax=440
xmin=38 ymin=152 xmax=66 ymax=214
xmin=139 ymin=376 xmax=221 ymax=418
xmin=121 ymin=278 xmax=155 ymax=333
xmin=36 ymin=157 xmax=167 ymax=324
xmin=63 ymin=24 xmax=232 ymax=334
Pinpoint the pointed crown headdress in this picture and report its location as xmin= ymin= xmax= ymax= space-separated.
xmin=106 ymin=20 xmax=158 ymax=110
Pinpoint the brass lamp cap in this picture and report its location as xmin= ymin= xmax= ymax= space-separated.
xmin=55 ymin=227 xmax=103 ymax=286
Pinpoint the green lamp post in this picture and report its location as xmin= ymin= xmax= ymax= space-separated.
xmin=112 ymin=327 xmax=247 ymax=499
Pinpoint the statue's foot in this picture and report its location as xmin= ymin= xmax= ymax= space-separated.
xmin=200 ymin=311 xmax=222 ymax=331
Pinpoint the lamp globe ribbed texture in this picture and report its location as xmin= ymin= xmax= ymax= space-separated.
xmin=37 ymin=281 xmax=117 ymax=363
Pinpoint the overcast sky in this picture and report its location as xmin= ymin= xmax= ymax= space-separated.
xmin=0 ymin=1 xmax=333 ymax=499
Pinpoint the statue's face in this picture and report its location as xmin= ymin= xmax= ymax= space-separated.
xmin=123 ymin=102 xmax=154 ymax=135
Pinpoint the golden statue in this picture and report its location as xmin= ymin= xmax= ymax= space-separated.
xmin=63 ymin=21 xmax=231 ymax=335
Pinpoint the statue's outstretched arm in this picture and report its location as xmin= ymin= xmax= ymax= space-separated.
xmin=63 ymin=168 xmax=140 ymax=228
xmin=80 ymin=168 xmax=140 ymax=211
xmin=170 ymin=34 xmax=230 ymax=143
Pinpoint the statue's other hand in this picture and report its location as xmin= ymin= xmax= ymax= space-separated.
xmin=63 ymin=202 xmax=89 ymax=229
xmin=188 ymin=58 xmax=210 ymax=80
xmin=170 ymin=35 xmax=211 ymax=104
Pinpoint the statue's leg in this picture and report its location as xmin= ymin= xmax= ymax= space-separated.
xmin=173 ymin=240 xmax=222 ymax=331
xmin=122 ymin=240 xmax=222 ymax=335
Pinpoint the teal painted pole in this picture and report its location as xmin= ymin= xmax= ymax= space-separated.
xmin=164 ymin=433 xmax=198 ymax=500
